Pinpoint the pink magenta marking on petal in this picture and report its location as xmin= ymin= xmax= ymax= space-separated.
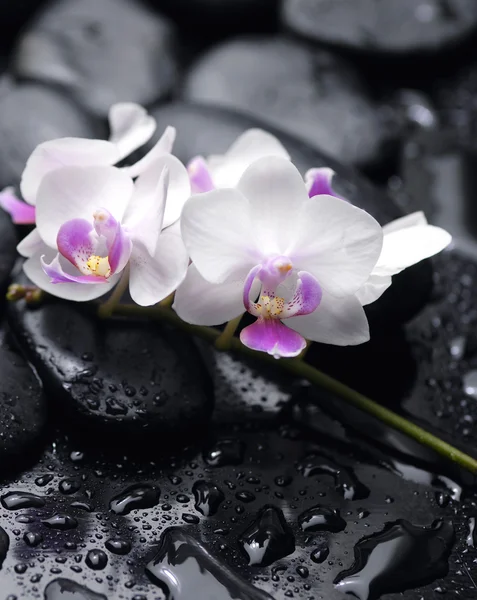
xmin=93 ymin=208 xmax=120 ymax=249
xmin=41 ymin=255 xmax=109 ymax=285
xmin=243 ymin=264 xmax=261 ymax=316
xmin=306 ymin=168 xmax=339 ymax=199
xmin=240 ymin=318 xmax=306 ymax=358
xmin=57 ymin=218 xmax=95 ymax=273
xmin=108 ymin=222 xmax=132 ymax=274
xmin=0 ymin=189 xmax=36 ymax=224
xmin=281 ymin=271 xmax=322 ymax=319
xmin=187 ymin=156 xmax=215 ymax=194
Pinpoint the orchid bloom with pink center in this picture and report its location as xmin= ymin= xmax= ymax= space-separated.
xmin=19 ymin=152 xmax=191 ymax=305
xmin=174 ymin=156 xmax=385 ymax=358
xmin=0 ymin=102 xmax=175 ymax=225
xmin=187 ymin=128 xmax=338 ymax=200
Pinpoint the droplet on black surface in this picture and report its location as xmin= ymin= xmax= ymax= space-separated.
xmin=1 ymin=491 xmax=45 ymax=510
xmin=334 ymin=519 xmax=455 ymax=600
xmin=35 ymin=474 xmax=54 ymax=487
xmin=109 ymin=484 xmax=160 ymax=515
xmin=239 ymin=505 xmax=295 ymax=567
xmin=23 ymin=531 xmax=43 ymax=547
xmin=311 ymin=545 xmax=329 ymax=564
xmin=203 ymin=439 xmax=245 ymax=467
xmin=182 ymin=513 xmax=200 ymax=524
xmin=463 ymin=370 xmax=477 ymax=399
xmin=466 ymin=517 xmax=476 ymax=547
xmin=192 ymin=481 xmax=225 ymax=517
xmin=236 ymin=490 xmax=256 ymax=503
xmin=298 ymin=505 xmax=346 ymax=533
xmin=85 ymin=549 xmax=108 ymax=570
xmin=44 ymin=578 xmax=107 ymax=600
xmin=146 ymin=527 xmax=274 ymax=600
xmin=105 ymin=538 xmax=131 ymax=555
xmin=42 ymin=514 xmax=78 ymax=530
xmin=300 ymin=455 xmax=369 ymax=500
xmin=59 ymin=478 xmax=81 ymax=494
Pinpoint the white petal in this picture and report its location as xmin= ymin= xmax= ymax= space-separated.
xmin=36 ymin=166 xmax=134 ymax=250
xmin=23 ymin=246 xmax=117 ymax=302
xmin=17 ymin=228 xmax=42 ymax=258
xmin=20 ymin=138 xmax=118 ymax=205
xmin=287 ymin=292 xmax=370 ymax=346
xmin=173 ymin=263 xmax=259 ymax=326
xmin=123 ymin=126 xmax=177 ymax=178
xmin=129 ymin=222 xmax=189 ymax=306
xmin=237 ymin=156 xmax=309 ymax=256
xmin=355 ymin=274 xmax=392 ymax=306
xmin=108 ymin=103 xmax=156 ymax=161
xmin=162 ymin=156 xmax=191 ymax=229
xmin=290 ymin=195 xmax=383 ymax=297
xmin=374 ymin=224 xmax=452 ymax=277
xmin=382 ymin=211 xmax=427 ymax=235
xmin=181 ymin=187 xmax=258 ymax=283
xmin=207 ymin=129 xmax=290 ymax=188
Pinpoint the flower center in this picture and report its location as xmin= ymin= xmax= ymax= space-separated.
xmin=256 ymin=294 xmax=285 ymax=318
xmin=86 ymin=255 xmax=111 ymax=278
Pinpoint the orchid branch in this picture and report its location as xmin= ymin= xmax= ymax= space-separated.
xmin=108 ymin=303 xmax=477 ymax=476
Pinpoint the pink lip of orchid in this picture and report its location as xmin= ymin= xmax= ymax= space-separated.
xmin=0 ymin=102 xmax=176 ymax=226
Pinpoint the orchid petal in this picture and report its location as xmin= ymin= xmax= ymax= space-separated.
xmin=373 ymin=222 xmax=452 ymax=277
xmin=21 ymin=138 xmax=118 ymax=205
xmin=290 ymin=194 xmax=383 ymax=297
xmin=238 ymin=156 xmax=308 ymax=255
xmin=382 ymin=211 xmax=427 ymax=235
xmin=243 ymin=265 xmax=261 ymax=316
xmin=207 ymin=128 xmax=290 ymax=189
xmin=173 ymin=264 xmax=259 ymax=326
xmin=56 ymin=218 xmax=95 ymax=274
xmin=281 ymin=271 xmax=322 ymax=318
xmin=41 ymin=253 xmax=108 ymax=284
xmin=36 ymin=165 xmax=133 ymax=250
xmin=107 ymin=223 xmax=132 ymax=275
xmin=287 ymin=291 xmax=370 ymax=346
xmin=17 ymin=228 xmax=43 ymax=258
xmin=240 ymin=318 xmax=306 ymax=358
xmin=181 ymin=187 xmax=258 ymax=283
xmin=23 ymin=246 xmax=116 ymax=301
xmin=0 ymin=187 xmax=36 ymax=224
xmin=305 ymin=168 xmax=339 ymax=199
xmin=355 ymin=274 xmax=392 ymax=306
xmin=129 ymin=222 xmax=188 ymax=307
xmin=123 ymin=126 xmax=176 ymax=178
xmin=108 ymin=103 xmax=156 ymax=161
xmin=188 ymin=156 xmax=215 ymax=194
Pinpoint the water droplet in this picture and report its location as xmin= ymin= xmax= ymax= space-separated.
xmin=467 ymin=517 xmax=476 ymax=547
xmin=85 ymin=549 xmax=108 ymax=570
xmin=146 ymin=527 xmax=273 ymax=600
xmin=44 ymin=578 xmax=107 ymax=600
xmin=109 ymin=484 xmax=160 ymax=515
xmin=236 ymin=490 xmax=256 ymax=503
xmin=59 ymin=478 xmax=81 ymax=495
xmin=274 ymin=475 xmax=292 ymax=487
xmin=105 ymin=538 xmax=131 ymax=555
xmin=1 ymin=491 xmax=45 ymax=510
xmin=182 ymin=513 xmax=200 ymax=524
xmin=311 ymin=545 xmax=329 ymax=564
xmin=23 ymin=531 xmax=43 ymax=547
xmin=105 ymin=397 xmax=128 ymax=415
xmin=192 ymin=481 xmax=225 ymax=517
xmin=70 ymin=451 xmax=84 ymax=462
xmin=463 ymin=370 xmax=477 ymax=399
xmin=42 ymin=514 xmax=78 ymax=530
xmin=35 ymin=474 xmax=54 ymax=487
xmin=203 ymin=439 xmax=245 ymax=467
xmin=70 ymin=501 xmax=93 ymax=512
xmin=334 ymin=519 xmax=455 ymax=600
xmin=388 ymin=460 xmax=462 ymax=501
xmin=300 ymin=455 xmax=369 ymax=500
xmin=450 ymin=335 xmax=466 ymax=359
xmin=298 ymin=505 xmax=346 ymax=533
xmin=176 ymin=494 xmax=190 ymax=504
xmin=238 ymin=505 xmax=295 ymax=567
xmin=14 ymin=563 xmax=27 ymax=574
xmin=296 ymin=565 xmax=309 ymax=578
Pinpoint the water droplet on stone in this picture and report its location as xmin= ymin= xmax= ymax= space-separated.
xmin=463 ymin=370 xmax=477 ymax=399
xmin=1 ymin=491 xmax=45 ymax=510
xmin=300 ymin=455 xmax=369 ymax=500
xmin=182 ymin=513 xmax=200 ymax=524
xmin=298 ymin=505 xmax=346 ymax=533
xmin=44 ymin=578 xmax=107 ymax=600
xmin=467 ymin=517 xmax=476 ymax=547
xmin=109 ymin=484 xmax=160 ymax=515
xmin=35 ymin=474 xmax=54 ymax=487
xmin=203 ymin=439 xmax=245 ymax=467
xmin=236 ymin=490 xmax=256 ymax=503
xmin=311 ymin=545 xmax=329 ymax=564
xmin=23 ymin=531 xmax=43 ymax=547
xmin=42 ymin=514 xmax=78 ymax=530
xmin=85 ymin=549 xmax=108 ymax=570
xmin=59 ymin=478 xmax=81 ymax=495
xmin=192 ymin=481 xmax=225 ymax=517
xmin=105 ymin=538 xmax=131 ymax=555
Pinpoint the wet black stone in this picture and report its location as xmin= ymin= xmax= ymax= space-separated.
xmin=110 ymin=484 xmax=160 ymax=515
xmin=7 ymin=296 xmax=213 ymax=443
xmin=282 ymin=0 xmax=477 ymax=56
xmin=0 ymin=1 xmax=45 ymax=51
xmin=182 ymin=37 xmax=390 ymax=168
xmin=0 ymin=328 xmax=46 ymax=461
xmin=0 ymin=82 xmax=98 ymax=189
xmin=0 ymin=208 xmax=16 ymax=290
xmin=12 ymin=0 xmax=179 ymax=117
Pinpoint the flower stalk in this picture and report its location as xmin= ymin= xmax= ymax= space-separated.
xmin=107 ymin=302 xmax=477 ymax=476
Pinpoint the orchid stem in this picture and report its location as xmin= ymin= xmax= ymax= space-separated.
xmin=215 ymin=314 xmax=243 ymax=351
xmin=97 ymin=267 xmax=130 ymax=319
xmin=296 ymin=341 xmax=312 ymax=361
xmin=111 ymin=303 xmax=477 ymax=475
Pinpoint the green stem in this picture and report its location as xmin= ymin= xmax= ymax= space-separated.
xmin=97 ymin=267 xmax=130 ymax=319
xmin=112 ymin=303 xmax=477 ymax=475
xmin=215 ymin=314 xmax=243 ymax=351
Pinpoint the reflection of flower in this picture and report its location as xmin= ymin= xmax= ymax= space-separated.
xmin=175 ymin=156 xmax=384 ymax=358
xmin=20 ymin=154 xmax=190 ymax=305
xmin=0 ymin=103 xmax=175 ymax=225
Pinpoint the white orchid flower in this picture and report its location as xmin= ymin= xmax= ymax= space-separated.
xmin=0 ymin=102 xmax=175 ymax=225
xmin=174 ymin=156 xmax=384 ymax=358
xmin=19 ymin=154 xmax=191 ymax=305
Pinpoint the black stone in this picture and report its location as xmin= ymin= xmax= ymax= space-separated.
xmin=12 ymin=0 xmax=179 ymax=117
xmin=0 ymin=328 xmax=46 ymax=462
xmin=181 ymin=37 xmax=391 ymax=168
xmin=7 ymin=294 xmax=213 ymax=443
xmin=0 ymin=208 xmax=17 ymax=292
xmin=44 ymin=578 xmax=107 ymax=600
xmin=0 ymin=82 xmax=98 ymax=189
xmin=0 ymin=1 xmax=45 ymax=52
xmin=282 ymin=0 xmax=477 ymax=57
xmin=150 ymin=101 xmax=432 ymax=328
